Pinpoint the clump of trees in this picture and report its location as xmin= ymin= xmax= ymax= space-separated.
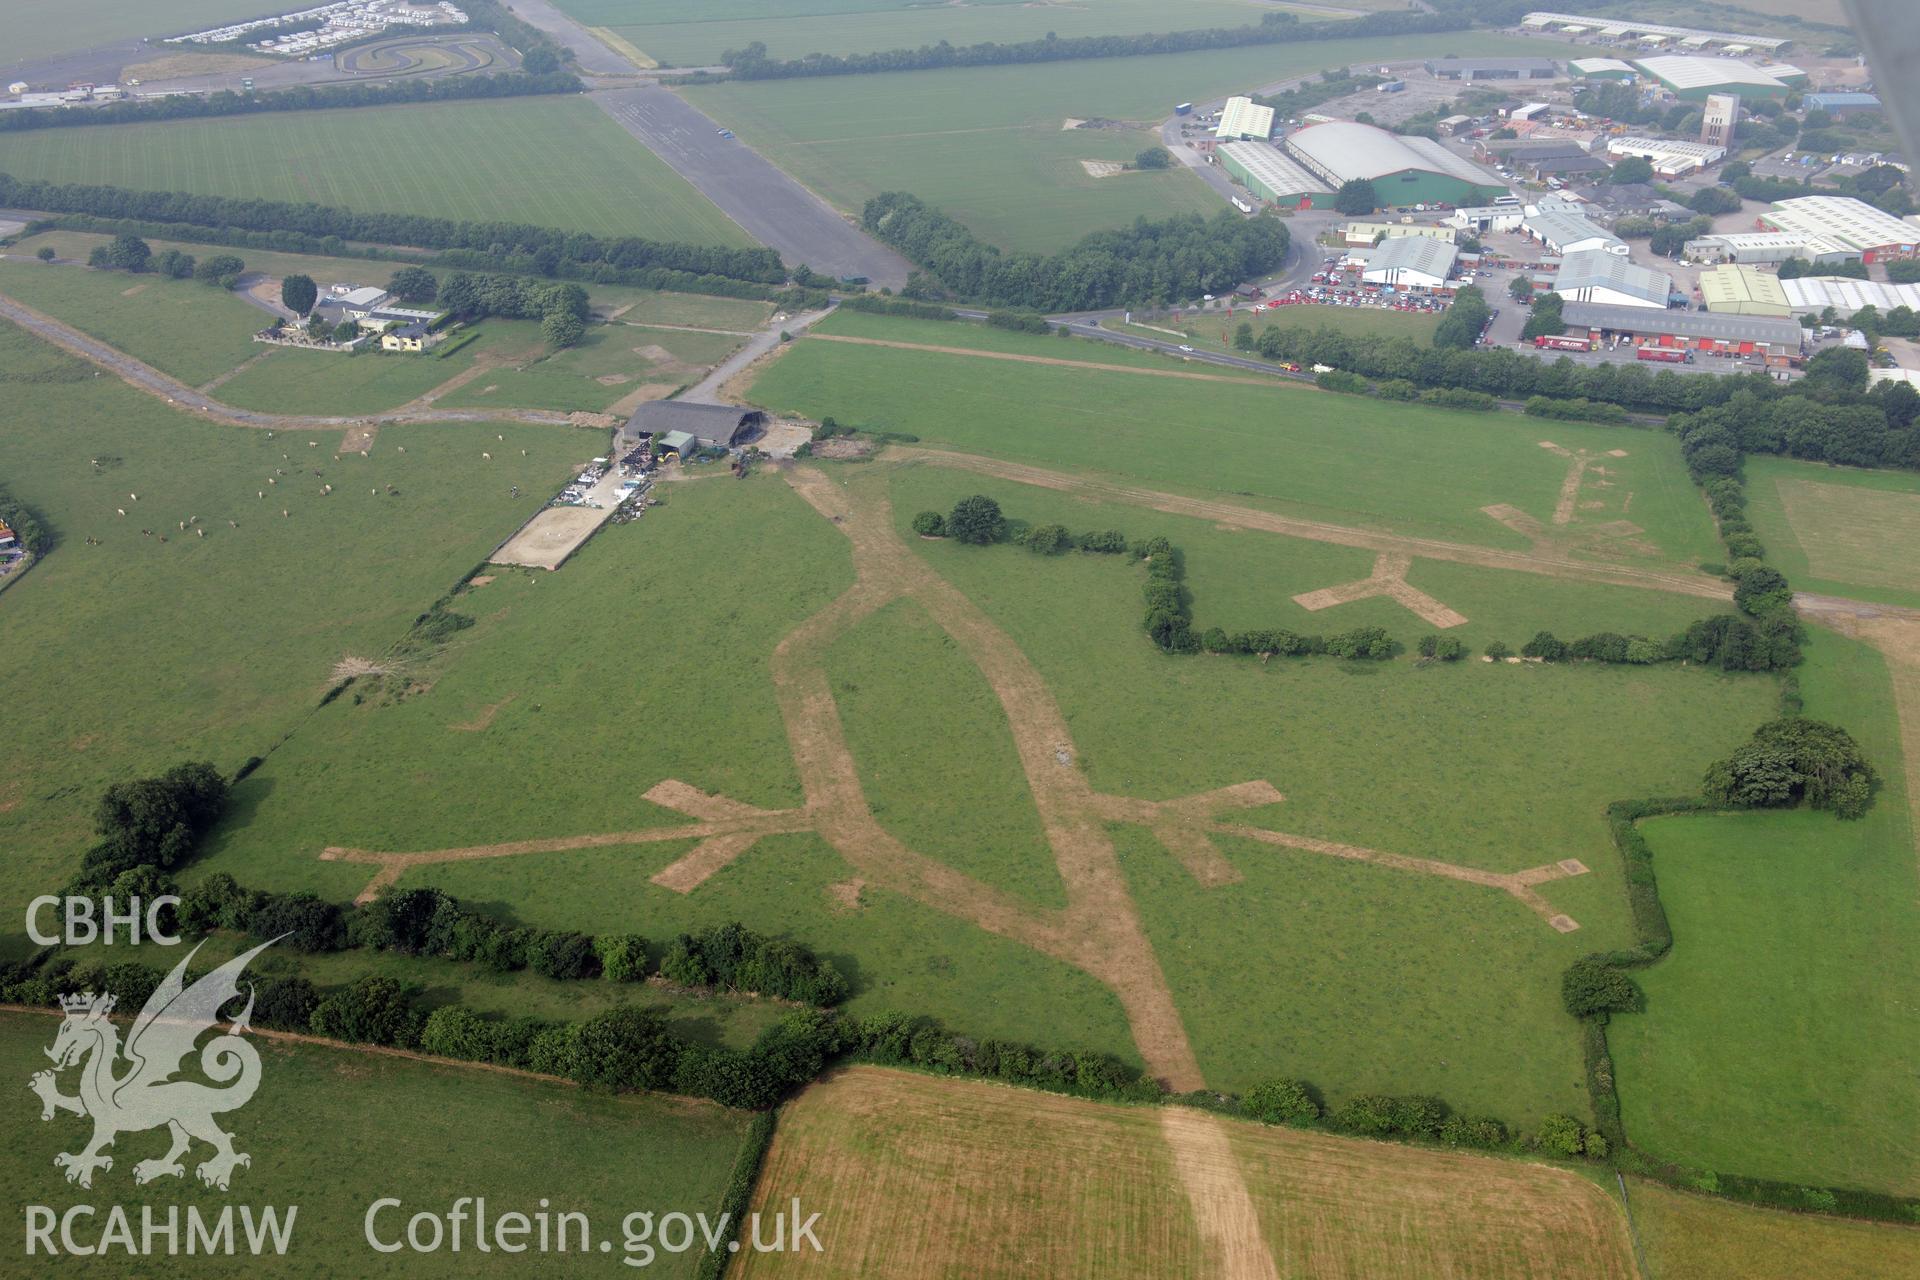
xmin=1417 ymin=634 xmax=1467 ymax=661
xmin=946 ymin=494 xmax=1007 ymax=545
xmin=1704 ymin=717 xmax=1876 ymax=818
xmin=1332 ymin=179 xmax=1378 ymax=215
xmin=1432 ymin=285 xmax=1489 ymax=350
xmin=80 ymin=762 xmax=228 ymax=886
xmin=864 ymin=192 xmax=1289 ymax=312
xmin=1133 ymin=146 xmax=1171 ymax=170
xmin=1518 ymin=290 xmax=1564 ymax=341
xmin=1562 ymin=955 xmax=1641 ymax=1018
xmin=85 ymin=232 xmax=151 ymax=273
xmin=281 ymin=272 xmax=318 ymax=316
xmin=659 ymin=922 xmax=848 ymax=1005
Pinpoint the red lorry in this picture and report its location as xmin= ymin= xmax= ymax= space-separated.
xmin=1532 ymin=334 xmax=1591 ymax=352
xmin=1635 ymin=347 xmax=1690 ymax=363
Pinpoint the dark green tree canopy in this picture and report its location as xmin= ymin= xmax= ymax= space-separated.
xmin=947 ymin=495 xmax=1007 ymax=544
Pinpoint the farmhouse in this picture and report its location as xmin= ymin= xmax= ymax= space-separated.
xmin=1697 ymin=264 xmax=1791 ymax=316
xmin=1560 ymin=300 xmax=1805 ymax=361
xmin=1551 ymin=248 xmax=1673 ymax=307
xmin=1214 ymin=142 xmax=1328 ymax=207
xmin=1284 ymin=122 xmax=1507 ymax=207
xmin=380 ymin=322 xmax=432 ymax=352
xmin=1214 ymin=97 xmax=1275 ymax=142
xmin=627 ymin=401 xmax=766 ymax=452
xmin=1758 ymin=196 xmax=1920 ymax=263
xmin=1357 ymin=236 xmax=1459 ymax=289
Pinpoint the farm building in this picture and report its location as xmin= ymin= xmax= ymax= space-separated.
xmin=1631 ymin=55 xmax=1803 ymax=100
xmin=1214 ymin=96 xmax=1275 ymax=142
xmin=1523 ymin=207 xmax=1627 ymax=256
xmin=1682 ymin=231 xmax=1858 ymax=266
xmin=1779 ymin=277 xmax=1920 ymax=315
xmin=1605 ymin=136 xmax=1725 ymax=177
xmin=1569 ymin=57 xmax=1636 ymax=81
xmin=1759 ymin=196 xmax=1920 ymax=263
xmin=1802 ymin=92 xmax=1882 ymax=117
xmin=1559 ymin=300 xmax=1805 ymax=362
xmin=1551 ymin=248 xmax=1672 ymax=307
xmin=380 ymin=322 xmax=431 ymax=352
xmin=1284 ymin=122 xmax=1507 ymax=207
xmin=1697 ymin=264 xmax=1791 ymax=316
xmin=1424 ymin=56 xmax=1558 ymax=81
xmin=1357 ymin=236 xmax=1459 ymax=289
xmin=1521 ymin=12 xmax=1790 ymax=53
xmin=627 ymin=401 xmax=766 ymax=452
xmin=1215 ymin=142 xmax=1328 ymax=206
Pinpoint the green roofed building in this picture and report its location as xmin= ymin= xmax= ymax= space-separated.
xmin=1632 ymin=54 xmax=1804 ymax=100
xmin=1284 ymin=121 xmax=1507 ymax=208
xmin=1216 ymin=141 xmax=1332 ymax=208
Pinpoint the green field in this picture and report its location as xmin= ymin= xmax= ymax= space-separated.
xmin=1627 ymin=1178 xmax=1920 ymax=1280
xmin=684 ymin=33 xmax=1551 ymax=252
xmin=0 ymin=318 xmax=589 ymax=943
xmin=559 ymin=0 xmax=1270 ymax=69
xmin=751 ymin=313 xmax=1723 ymax=562
xmin=434 ymin=320 xmax=744 ymax=413
xmin=0 ymin=258 xmax=264 ymax=386
xmin=1608 ymin=630 xmax=1920 ymax=1195
xmin=0 ymin=1011 xmax=749 ymax=1277
xmin=5 ymin=0 xmax=290 ymax=63
xmin=1121 ymin=303 xmax=1443 ymax=354
xmin=0 ymin=99 xmax=750 ymax=246
xmin=1742 ymin=455 xmax=1920 ymax=610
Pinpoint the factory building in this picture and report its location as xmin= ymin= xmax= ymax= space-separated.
xmin=1214 ymin=96 xmax=1275 ymax=142
xmin=1697 ymin=264 xmax=1791 ymax=316
xmin=1283 ymin=121 xmax=1507 ymax=207
xmin=1632 ymin=55 xmax=1803 ymax=100
xmin=1551 ymin=249 xmax=1673 ymax=308
xmin=1214 ymin=141 xmax=1330 ymax=207
xmin=1759 ymin=196 xmax=1920 ymax=263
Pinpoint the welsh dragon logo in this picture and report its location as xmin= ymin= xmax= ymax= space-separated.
xmin=28 ymin=939 xmax=279 ymax=1191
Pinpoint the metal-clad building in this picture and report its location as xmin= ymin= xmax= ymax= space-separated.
xmin=1284 ymin=122 xmax=1507 ymax=206
xmin=1552 ymin=249 xmax=1672 ymax=307
xmin=1760 ymin=196 xmax=1920 ymax=262
xmin=1215 ymin=96 xmax=1275 ymax=142
xmin=1560 ymin=300 xmax=1805 ymax=360
xmin=1570 ymin=57 xmax=1636 ymax=81
xmin=1359 ymin=236 xmax=1460 ymax=288
xmin=1697 ymin=264 xmax=1791 ymax=316
xmin=1632 ymin=55 xmax=1802 ymax=100
xmin=1215 ymin=142 xmax=1329 ymax=206
xmin=1424 ymin=56 xmax=1558 ymax=81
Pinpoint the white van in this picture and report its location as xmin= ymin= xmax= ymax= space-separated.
xmin=1492 ymin=194 xmax=1522 ymax=206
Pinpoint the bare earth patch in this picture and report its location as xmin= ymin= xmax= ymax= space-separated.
xmin=449 ymin=695 xmax=515 ymax=732
xmin=1081 ymin=160 xmax=1127 ymax=178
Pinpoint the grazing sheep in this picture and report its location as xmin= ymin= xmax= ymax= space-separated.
xmin=196 ymin=528 xmax=204 ymax=537
xmin=482 ymin=452 xmax=492 ymax=460
xmin=229 ymin=520 xmax=238 ymax=528
xmin=116 ymin=508 xmax=126 ymax=516
xmin=282 ymin=509 xmax=290 ymax=518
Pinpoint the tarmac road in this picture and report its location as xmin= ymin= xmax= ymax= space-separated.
xmin=594 ymin=85 xmax=913 ymax=290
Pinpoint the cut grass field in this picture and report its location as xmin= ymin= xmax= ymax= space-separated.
xmin=1742 ymin=455 xmax=1920 ymax=610
xmin=0 ymin=1010 xmax=749 ymax=1277
xmin=683 ymin=33 xmax=1551 ymax=252
xmin=749 ymin=313 xmax=1722 ymax=564
xmin=560 ymin=0 xmax=1269 ymax=70
xmin=1607 ymin=628 xmax=1920 ymax=1196
xmin=0 ymin=98 xmax=751 ymax=246
xmin=739 ymin=1065 xmax=1639 ymax=1278
xmin=0 ymin=318 xmax=587 ymax=948
xmin=5 ymin=0 xmax=289 ymax=63
xmin=1627 ymin=1177 xmax=1920 ymax=1280
xmin=1120 ymin=303 xmax=1443 ymax=355
xmin=435 ymin=320 xmax=745 ymax=413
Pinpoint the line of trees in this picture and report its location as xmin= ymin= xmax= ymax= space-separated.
xmin=0 ymin=71 xmax=583 ymax=135
xmin=865 ymin=192 xmax=1289 ymax=312
xmin=0 ymin=174 xmax=786 ymax=286
xmin=720 ymin=10 xmax=1466 ymax=80
xmin=0 ymin=484 xmax=52 ymax=554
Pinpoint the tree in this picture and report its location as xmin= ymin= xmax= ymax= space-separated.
xmin=1021 ymin=523 xmax=1073 ymax=554
xmin=569 ymin=1006 xmax=680 ymax=1092
xmin=281 ymin=272 xmax=318 ymax=316
xmin=1720 ymin=159 xmax=1752 ymax=182
xmin=1432 ymin=285 xmax=1488 ymax=349
xmin=542 ymin=310 xmax=584 ymax=348
xmin=521 ymin=45 xmax=560 ymax=75
xmin=1520 ymin=290 xmax=1564 ymax=341
xmin=1536 ymin=1114 xmax=1595 ymax=1158
xmin=194 ymin=254 xmax=244 ymax=285
xmin=1243 ymin=1079 xmax=1320 ymax=1124
xmin=85 ymin=762 xmax=228 ymax=880
xmin=593 ymin=934 xmax=649 ymax=982
xmin=34 ymin=246 xmax=54 ymax=262
xmin=947 ymin=495 xmax=1006 ymax=544
xmin=1609 ymin=155 xmax=1654 ymax=185
xmin=104 ymin=232 xmax=151 ymax=272
xmin=309 ymin=976 xmax=423 ymax=1047
xmin=331 ymin=319 xmax=360 ymax=343
xmin=1485 ymin=640 xmax=1511 ymax=660
xmin=1561 ymin=957 xmax=1640 ymax=1018
xmin=386 ymin=265 xmax=438 ymax=304
xmin=1507 ymin=275 xmax=1534 ymax=302
xmin=1704 ymin=717 xmax=1875 ymax=818
xmin=1332 ymin=178 xmax=1379 ymax=215
xmin=911 ymin=511 xmax=945 ymax=537
xmin=1133 ymin=146 xmax=1171 ymax=170
xmin=1688 ymin=185 xmax=1741 ymax=216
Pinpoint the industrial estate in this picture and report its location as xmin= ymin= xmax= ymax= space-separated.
xmin=0 ymin=0 xmax=1917 ymax=1276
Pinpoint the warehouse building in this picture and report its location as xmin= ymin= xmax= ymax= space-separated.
xmin=1570 ymin=57 xmax=1636 ymax=81
xmin=1632 ymin=55 xmax=1803 ymax=100
xmin=1760 ymin=196 xmax=1920 ymax=262
xmin=1284 ymin=122 xmax=1507 ymax=207
xmin=1341 ymin=221 xmax=1457 ymax=246
xmin=1697 ymin=264 xmax=1791 ymax=316
xmin=1523 ymin=206 xmax=1628 ymax=256
xmin=1215 ymin=96 xmax=1275 ymax=142
xmin=1606 ymin=135 xmax=1726 ymax=176
xmin=1802 ymin=92 xmax=1882 ymax=117
xmin=1358 ymin=236 xmax=1460 ymax=289
xmin=1215 ymin=141 xmax=1329 ymax=206
xmin=1522 ymin=12 xmax=1791 ymax=52
xmin=1682 ymin=230 xmax=1858 ymax=266
xmin=1779 ymin=277 xmax=1920 ymax=314
xmin=1551 ymin=249 xmax=1672 ymax=307
xmin=1560 ymin=301 xmax=1806 ymax=361
xmin=1424 ymin=56 xmax=1558 ymax=81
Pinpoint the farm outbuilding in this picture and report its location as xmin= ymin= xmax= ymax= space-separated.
xmin=1284 ymin=122 xmax=1507 ymax=207
xmin=627 ymin=401 xmax=766 ymax=451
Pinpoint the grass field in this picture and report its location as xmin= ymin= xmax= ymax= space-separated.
xmin=435 ymin=320 xmax=744 ymax=413
xmin=0 ymin=1010 xmax=749 ymax=1277
xmin=873 ymin=462 xmax=1775 ymax=1119
xmin=1607 ymin=629 xmax=1920 ymax=1195
xmin=1120 ymin=303 xmax=1443 ymax=355
xmin=0 ymin=318 xmax=588 ymax=946
xmin=1742 ymin=456 xmax=1920 ymax=610
xmin=0 ymin=99 xmax=751 ymax=246
xmin=739 ymin=1065 xmax=1638 ymax=1277
xmin=0 ymin=258 xmax=265 ymax=386
xmin=749 ymin=313 xmax=1723 ymax=563
xmin=1627 ymin=1178 xmax=1920 ymax=1280
xmin=683 ymin=33 xmax=1551 ymax=252
xmin=5 ymin=0 xmax=289 ymax=64
xmin=558 ymin=0 xmax=1271 ymax=69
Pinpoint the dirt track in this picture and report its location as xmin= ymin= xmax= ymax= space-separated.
xmin=891 ymin=446 xmax=1733 ymax=602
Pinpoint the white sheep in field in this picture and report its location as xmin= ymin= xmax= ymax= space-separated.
xmin=397 ymin=446 xmax=406 ymax=453
xmin=178 ymin=521 xmax=185 ymax=531
xmin=229 ymin=520 xmax=238 ymax=528
xmin=282 ymin=509 xmax=290 ymax=518
xmin=128 ymin=493 xmax=137 ymax=501
xmin=258 ymin=491 xmax=264 ymax=499
xmin=482 ymin=452 xmax=492 ymax=460
xmin=116 ymin=508 xmax=125 ymax=517
xmin=195 ymin=528 xmax=204 ymax=538
xmin=497 ymin=434 xmax=503 ymax=441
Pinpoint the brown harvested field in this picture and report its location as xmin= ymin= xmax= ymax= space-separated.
xmin=1627 ymin=1178 xmax=1920 ymax=1280
xmin=1776 ymin=477 xmax=1920 ymax=594
xmin=736 ymin=1066 xmax=1639 ymax=1279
